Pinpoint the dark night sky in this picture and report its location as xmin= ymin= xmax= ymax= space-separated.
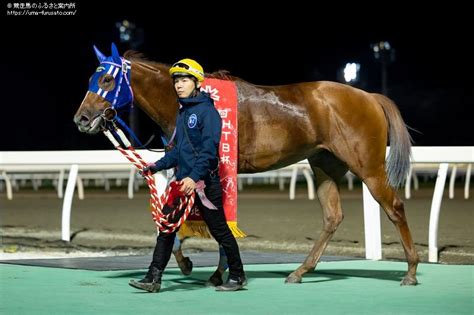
xmin=1 ymin=2 xmax=471 ymax=150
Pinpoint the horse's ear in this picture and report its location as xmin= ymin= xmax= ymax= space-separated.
xmin=111 ymin=42 xmax=121 ymax=59
xmin=93 ymin=45 xmax=106 ymax=63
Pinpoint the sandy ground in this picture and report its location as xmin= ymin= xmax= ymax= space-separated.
xmin=1 ymin=184 xmax=473 ymax=264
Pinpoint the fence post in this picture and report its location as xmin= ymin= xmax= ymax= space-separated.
xmin=428 ymin=163 xmax=449 ymax=262
xmin=363 ymin=183 xmax=382 ymax=260
xmin=61 ymin=164 xmax=79 ymax=241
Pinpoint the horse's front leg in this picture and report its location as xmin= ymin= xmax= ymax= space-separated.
xmin=286 ymin=169 xmax=344 ymax=284
xmin=172 ymin=237 xmax=193 ymax=275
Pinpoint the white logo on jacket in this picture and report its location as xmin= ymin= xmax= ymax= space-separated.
xmin=188 ymin=114 xmax=198 ymax=128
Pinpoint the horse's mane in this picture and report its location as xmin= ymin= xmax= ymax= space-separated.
xmin=124 ymin=50 xmax=239 ymax=82
xmin=124 ymin=50 xmax=165 ymax=68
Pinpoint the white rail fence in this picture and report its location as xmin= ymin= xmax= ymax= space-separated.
xmin=1 ymin=147 xmax=473 ymax=262
xmin=0 ymin=150 xmax=166 ymax=241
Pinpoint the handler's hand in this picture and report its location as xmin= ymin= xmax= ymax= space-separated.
xmin=180 ymin=177 xmax=196 ymax=195
xmin=140 ymin=163 xmax=159 ymax=176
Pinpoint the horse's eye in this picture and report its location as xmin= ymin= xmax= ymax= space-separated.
xmin=98 ymin=75 xmax=115 ymax=91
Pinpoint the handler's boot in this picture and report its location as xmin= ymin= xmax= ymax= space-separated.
xmin=129 ymin=266 xmax=163 ymax=293
xmin=215 ymin=275 xmax=247 ymax=292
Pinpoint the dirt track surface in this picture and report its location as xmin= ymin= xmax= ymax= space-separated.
xmin=1 ymin=185 xmax=473 ymax=264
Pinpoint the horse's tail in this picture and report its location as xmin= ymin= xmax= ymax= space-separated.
xmin=372 ymin=93 xmax=412 ymax=189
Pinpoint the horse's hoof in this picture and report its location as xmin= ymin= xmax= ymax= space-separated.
xmin=400 ymin=275 xmax=418 ymax=286
xmin=177 ymin=257 xmax=193 ymax=276
xmin=285 ymin=273 xmax=302 ymax=284
xmin=205 ymin=270 xmax=223 ymax=287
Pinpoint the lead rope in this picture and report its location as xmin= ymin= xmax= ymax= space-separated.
xmin=103 ymin=126 xmax=194 ymax=233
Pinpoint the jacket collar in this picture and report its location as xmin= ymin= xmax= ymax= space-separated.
xmin=179 ymin=92 xmax=211 ymax=108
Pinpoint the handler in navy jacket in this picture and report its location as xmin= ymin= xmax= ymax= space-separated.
xmin=129 ymin=58 xmax=246 ymax=293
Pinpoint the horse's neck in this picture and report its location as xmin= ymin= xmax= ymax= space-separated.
xmin=130 ymin=62 xmax=178 ymax=138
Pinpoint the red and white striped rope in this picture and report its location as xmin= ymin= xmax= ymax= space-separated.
xmin=103 ymin=128 xmax=193 ymax=233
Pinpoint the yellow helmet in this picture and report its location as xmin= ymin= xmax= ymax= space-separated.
xmin=169 ymin=58 xmax=205 ymax=82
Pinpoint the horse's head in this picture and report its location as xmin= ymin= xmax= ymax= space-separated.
xmin=73 ymin=43 xmax=133 ymax=134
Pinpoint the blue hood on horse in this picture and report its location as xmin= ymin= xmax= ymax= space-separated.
xmin=89 ymin=43 xmax=133 ymax=109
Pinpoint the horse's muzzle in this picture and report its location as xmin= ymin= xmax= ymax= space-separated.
xmin=74 ymin=114 xmax=104 ymax=134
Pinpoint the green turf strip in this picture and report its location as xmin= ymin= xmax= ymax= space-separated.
xmin=1 ymin=261 xmax=472 ymax=315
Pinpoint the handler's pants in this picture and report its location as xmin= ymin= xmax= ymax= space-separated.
xmin=150 ymin=175 xmax=245 ymax=279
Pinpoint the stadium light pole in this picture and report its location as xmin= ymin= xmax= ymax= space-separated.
xmin=371 ymin=41 xmax=395 ymax=96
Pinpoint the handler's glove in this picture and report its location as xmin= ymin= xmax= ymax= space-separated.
xmin=140 ymin=163 xmax=159 ymax=176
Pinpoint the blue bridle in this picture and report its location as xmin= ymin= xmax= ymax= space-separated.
xmin=89 ymin=59 xmax=133 ymax=108
xmin=89 ymin=43 xmax=146 ymax=146
xmin=89 ymin=43 xmax=133 ymax=110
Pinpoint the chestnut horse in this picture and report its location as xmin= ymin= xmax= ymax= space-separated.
xmin=74 ymin=45 xmax=419 ymax=285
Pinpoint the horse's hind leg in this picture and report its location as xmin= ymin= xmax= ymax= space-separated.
xmin=173 ymin=238 xmax=227 ymax=286
xmin=205 ymin=245 xmax=227 ymax=287
xmin=363 ymin=172 xmax=419 ymax=285
xmin=286 ymin=153 xmax=347 ymax=283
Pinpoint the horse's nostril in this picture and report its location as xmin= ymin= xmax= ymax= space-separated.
xmin=79 ymin=115 xmax=90 ymax=126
